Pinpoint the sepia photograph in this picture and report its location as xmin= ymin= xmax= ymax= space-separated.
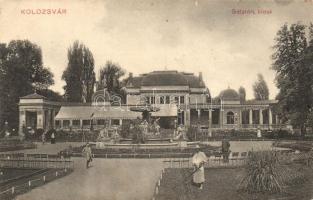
xmin=0 ymin=0 xmax=313 ymax=199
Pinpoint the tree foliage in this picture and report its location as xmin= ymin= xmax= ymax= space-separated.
xmin=97 ymin=61 xmax=126 ymax=103
xmin=0 ymin=40 xmax=54 ymax=129
xmin=253 ymin=74 xmax=269 ymax=100
xmin=37 ymin=89 xmax=63 ymax=102
xmin=238 ymin=86 xmax=246 ymax=102
xmin=62 ymin=41 xmax=95 ymax=102
xmin=272 ymin=23 xmax=313 ymax=135
xmin=97 ymin=61 xmax=125 ymax=92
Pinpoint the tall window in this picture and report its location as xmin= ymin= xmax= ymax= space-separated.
xmin=226 ymin=111 xmax=235 ymax=124
xmin=145 ymin=96 xmax=155 ymax=104
xmin=111 ymin=119 xmax=120 ymax=126
xmin=180 ymin=96 xmax=185 ymax=104
xmin=145 ymin=96 xmax=150 ymax=104
xmin=72 ymin=120 xmax=80 ymax=126
xmin=82 ymin=120 xmax=91 ymax=126
xmin=151 ymin=96 xmax=155 ymax=104
xmin=97 ymin=119 xmax=105 ymax=125
xmin=55 ymin=120 xmax=60 ymax=128
xmin=160 ymin=96 xmax=164 ymax=104
xmin=165 ymin=96 xmax=170 ymax=104
xmin=174 ymin=96 xmax=179 ymax=104
xmin=63 ymin=120 xmax=70 ymax=128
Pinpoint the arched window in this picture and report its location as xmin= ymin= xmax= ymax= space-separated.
xmin=227 ymin=111 xmax=235 ymax=124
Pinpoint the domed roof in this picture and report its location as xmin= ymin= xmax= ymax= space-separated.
xmin=219 ymin=88 xmax=240 ymax=100
xmin=141 ymin=71 xmax=188 ymax=86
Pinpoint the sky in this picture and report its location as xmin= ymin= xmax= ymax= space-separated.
xmin=1 ymin=0 xmax=313 ymax=99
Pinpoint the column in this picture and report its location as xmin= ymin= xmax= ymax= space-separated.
xmin=208 ymin=109 xmax=212 ymax=136
xmin=19 ymin=109 xmax=26 ymax=136
xmin=219 ymin=109 xmax=224 ymax=128
xmin=37 ymin=110 xmax=44 ymax=129
xmin=238 ymin=110 xmax=242 ymax=128
xmin=80 ymin=119 xmax=83 ymax=129
xmin=51 ymin=109 xmax=55 ymax=128
xmin=185 ymin=109 xmax=190 ymax=127
xmin=269 ymin=109 xmax=273 ymax=129
xmin=249 ymin=109 xmax=253 ymax=125
xmin=45 ymin=110 xmax=50 ymax=130
xmin=259 ymin=109 xmax=263 ymax=125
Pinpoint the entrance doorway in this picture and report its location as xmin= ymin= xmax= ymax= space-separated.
xmin=177 ymin=111 xmax=185 ymax=125
xmin=26 ymin=111 xmax=37 ymax=129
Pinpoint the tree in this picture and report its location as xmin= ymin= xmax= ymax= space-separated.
xmin=37 ymin=89 xmax=63 ymax=102
xmin=238 ymin=86 xmax=246 ymax=102
xmin=97 ymin=60 xmax=125 ymax=94
xmin=62 ymin=41 xmax=95 ymax=102
xmin=0 ymin=40 xmax=54 ymax=130
xmin=253 ymin=74 xmax=269 ymax=100
xmin=272 ymin=23 xmax=313 ymax=136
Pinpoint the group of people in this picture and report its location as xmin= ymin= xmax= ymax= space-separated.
xmin=41 ymin=129 xmax=56 ymax=144
xmin=96 ymin=126 xmax=120 ymax=143
xmin=140 ymin=118 xmax=161 ymax=136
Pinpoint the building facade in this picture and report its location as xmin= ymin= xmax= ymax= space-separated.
xmin=18 ymin=70 xmax=285 ymax=134
xmin=124 ymin=70 xmax=282 ymax=130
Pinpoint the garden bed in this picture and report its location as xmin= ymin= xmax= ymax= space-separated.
xmin=155 ymin=167 xmax=313 ymax=200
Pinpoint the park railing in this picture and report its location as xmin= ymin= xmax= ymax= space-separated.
xmin=0 ymin=153 xmax=74 ymax=169
xmin=163 ymin=151 xmax=249 ymax=169
xmin=162 ymin=149 xmax=309 ymax=169
xmin=0 ymin=168 xmax=72 ymax=199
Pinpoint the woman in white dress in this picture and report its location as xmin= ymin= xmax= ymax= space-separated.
xmin=192 ymin=147 xmax=208 ymax=190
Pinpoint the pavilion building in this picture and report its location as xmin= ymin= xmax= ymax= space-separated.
xmin=18 ymin=70 xmax=285 ymax=134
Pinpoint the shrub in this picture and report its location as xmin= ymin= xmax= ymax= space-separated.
xmin=239 ymin=151 xmax=307 ymax=194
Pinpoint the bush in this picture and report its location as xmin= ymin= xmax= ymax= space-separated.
xmin=263 ymin=129 xmax=293 ymax=139
xmin=239 ymin=151 xmax=307 ymax=193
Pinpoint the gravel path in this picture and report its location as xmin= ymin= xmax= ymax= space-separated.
xmin=16 ymin=158 xmax=164 ymax=200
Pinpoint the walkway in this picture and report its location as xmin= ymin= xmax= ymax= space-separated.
xmin=12 ymin=141 xmax=279 ymax=200
xmin=15 ymin=158 xmax=164 ymax=200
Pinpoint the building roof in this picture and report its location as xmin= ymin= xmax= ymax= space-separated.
xmin=20 ymin=93 xmax=47 ymax=99
xmin=93 ymin=108 xmax=141 ymax=119
xmin=243 ymin=99 xmax=278 ymax=105
xmin=55 ymin=106 xmax=141 ymax=120
xmin=219 ymin=88 xmax=240 ymax=101
xmin=126 ymin=70 xmax=206 ymax=88
xmin=55 ymin=106 xmax=96 ymax=120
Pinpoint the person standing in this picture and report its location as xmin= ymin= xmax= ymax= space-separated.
xmin=42 ymin=130 xmax=47 ymax=144
xmin=221 ymin=139 xmax=230 ymax=163
xmin=257 ymin=128 xmax=262 ymax=138
xmin=51 ymin=131 xmax=56 ymax=144
xmin=192 ymin=147 xmax=208 ymax=190
xmin=82 ymin=143 xmax=93 ymax=169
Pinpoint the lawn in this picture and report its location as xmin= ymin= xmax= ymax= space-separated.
xmin=156 ymin=168 xmax=313 ymax=200
xmin=0 ymin=168 xmax=41 ymax=185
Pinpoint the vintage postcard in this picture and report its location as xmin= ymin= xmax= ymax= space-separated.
xmin=0 ymin=0 xmax=313 ymax=199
